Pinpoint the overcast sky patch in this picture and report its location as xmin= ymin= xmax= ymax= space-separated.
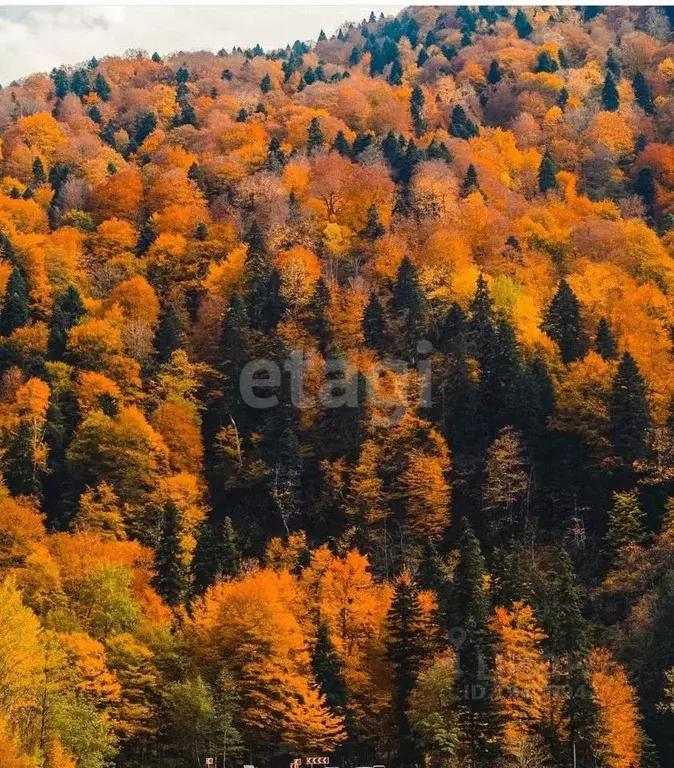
xmin=0 ymin=5 xmax=404 ymax=85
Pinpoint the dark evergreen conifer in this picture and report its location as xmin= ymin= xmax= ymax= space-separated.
xmin=594 ymin=317 xmax=618 ymax=360
xmin=94 ymin=72 xmax=111 ymax=102
xmin=154 ymin=303 xmax=183 ymax=364
xmin=460 ymin=163 xmax=479 ymax=197
xmin=610 ymin=351 xmax=651 ymax=464
xmin=307 ymin=117 xmax=324 ymax=155
xmin=449 ymin=105 xmax=479 ymax=140
xmin=514 ymin=9 xmax=533 ymax=38
xmin=153 ymin=500 xmax=188 ymax=607
xmin=633 ymin=71 xmax=655 ymax=115
xmin=362 ymin=291 xmax=388 ymax=354
xmin=387 ymin=575 xmax=429 ymax=767
xmin=602 ymin=70 xmax=620 ymax=111
xmin=0 ymin=267 xmax=30 ymax=337
xmin=312 ymin=620 xmax=348 ymax=710
xmin=538 ymin=150 xmax=558 ymax=193
xmin=48 ymin=285 xmax=84 ymax=359
xmin=32 ymin=156 xmax=46 ymax=184
xmin=487 ymin=59 xmax=502 ymax=85
xmin=542 ymin=279 xmax=586 ymax=364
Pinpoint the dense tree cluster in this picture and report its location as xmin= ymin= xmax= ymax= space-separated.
xmin=1 ymin=5 xmax=674 ymax=767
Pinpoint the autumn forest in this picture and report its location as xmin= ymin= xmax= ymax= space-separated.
xmin=1 ymin=4 xmax=674 ymax=767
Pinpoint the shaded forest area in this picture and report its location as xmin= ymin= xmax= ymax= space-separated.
xmin=1 ymin=5 xmax=674 ymax=767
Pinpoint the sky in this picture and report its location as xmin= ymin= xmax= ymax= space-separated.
xmin=0 ymin=5 xmax=405 ymax=86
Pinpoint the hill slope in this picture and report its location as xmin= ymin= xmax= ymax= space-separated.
xmin=0 ymin=6 xmax=674 ymax=767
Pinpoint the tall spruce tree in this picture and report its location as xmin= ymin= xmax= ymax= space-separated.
xmin=387 ymin=573 xmax=430 ymax=767
xmin=410 ymin=85 xmax=427 ymax=138
xmin=633 ymin=71 xmax=655 ymax=115
xmin=305 ymin=276 xmax=333 ymax=354
xmin=94 ymin=72 xmax=111 ymax=102
xmin=594 ymin=317 xmax=618 ymax=361
xmin=487 ymin=59 xmax=501 ymax=84
xmin=362 ymin=291 xmax=389 ymax=354
xmin=602 ymin=71 xmax=620 ymax=111
xmin=450 ymin=519 xmax=501 ymax=768
xmin=332 ymin=130 xmax=351 ymax=156
xmin=32 ymin=156 xmax=46 ymax=184
xmin=0 ymin=266 xmax=30 ymax=337
xmin=48 ymin=285 xmax=85 ymax=359
xmin=542 ymin=279 xmax=586 ymax=364
xmin=538 ymin=150 xmax=558 ymax=193
xmin=610 ymin=351 xmax=651 ymax=465
xmin=449 ymin=105 xmax=479 ymax=140
xmin=153 ymin=500 xmax=188 ymax=608
xmin=307 ymin=117 xmax=324 ymax=154
xmin=312 ymin=620 xmax=348 ymax=711
xmin=392 ymin=256 xmax=426 ymax=357
xmin=541 ymin=548 xmax=600 ymax=768
xmin=461 ymin=164 xmax=479 ymax=198
xmin=191 ymin=516 xmax=242 ymax=594
xmin=514 ymin=9 xmax=533 ymax=38
xmin=220 ymin=293 xmax=250 ymax=419
xmin=361 ymin=203 xmax=385 ymax=240
xmin=243 ymin=221 xmax=272 ymax=329
xmin=3 ymin=420 xmax=44 ymax=499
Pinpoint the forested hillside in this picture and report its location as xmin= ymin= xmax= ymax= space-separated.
xmin=1 ymin=5 xmax=674 ymax=767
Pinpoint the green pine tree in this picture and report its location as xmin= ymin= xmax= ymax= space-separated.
xmin=541 ymin=548 xmax=600 ymax=768
xmin=417 ymin=539 xmax=447 ymax=595
xmin=312 ymin=620 xmax=348 ymax=710
xmin=450 ymin=519 xmax=501 ymax=768
xmin=94 ymin=72 xmax=111 ymax=102
xmin=410 ymin=85 xmax=427 ymax=138
xmin=514 ymin=9 xmax=533 ymax=38
xmin=487 ymin=59 xmax=502 ymax=84
xmin=393 ymin=255 xmax=427 ymax=357
xmin=449 ymin=105 xmax=479 ymax=140
xmin=460 ymin=163 xmax=479 ymax=198
xmin=154 ymin=303 xmax=183 ymax=365
xmin=260 ymin=73 xmax=272 ymax=93
xmin=48 ymin=285 xmax=85 ymax=358
xmin=536 ymin=51 xmax=558 ymax=73
xmin=542 ymin=279 xmax=586 ymax=364
xmin=0 ymin=267 xmax=30 ymax=337
xmin=387 ymin=574 xmax=430 ymax=767
xmin=362 ymin=203 xmax=386 ymax=240
xmin=594 ymin=317 xmax=618 ymax=361
xmin=362 ymin=291 xmax=388 ymax=354
xmin=153 ymin=500 xmax=188 ymax=608
xmin=32 ymin=156 xmax=46 ymax=184
xmin=610 ymin=351 xmax=651 ymax=465
xmin=305 ymin=276 xmax=333 ymax=354
xmin=633 ymin=71 xmax=655 ymax=115
xmin=332 ymin=130 xmax=351 ymax=156
xmin=307 ymin=117 xmax=324 ymax=155
xmin=538 ymin=150 xmax=558 ymax=193
xmin=388 ymin=58 xmax=403 ymax=86
xmin=70 ymin=69 xmax=91 ymax=97
xmin=602 ymin=70 xmax=620 ymax=111
xmin=3 ymin=420 xmax=44 ymax=499
xmin=51 ymin=68 xmax=70 ymax=98
xmin=243 ymin=221 xmax=272 ymax=329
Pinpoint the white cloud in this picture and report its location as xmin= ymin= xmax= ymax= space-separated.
xmin=0 ymin=5 xmax=404 ymax=85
